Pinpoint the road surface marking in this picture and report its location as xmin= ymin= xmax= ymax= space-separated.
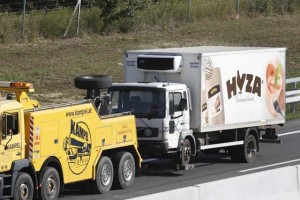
xmin=239 ymin=158 xmax=300 ymax=173
xmin=278 ymin=130 xmax=300 ymax=137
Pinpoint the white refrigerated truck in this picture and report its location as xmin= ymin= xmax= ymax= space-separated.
xmin=110 ymin=46 xmax=286 ymax=165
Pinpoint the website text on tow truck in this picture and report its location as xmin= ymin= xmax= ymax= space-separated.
xmin=66 ymin=108 xmax=92 ymax=117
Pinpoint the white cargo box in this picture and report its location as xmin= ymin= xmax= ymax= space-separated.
xmin=124 ymin=46 xmax=286 ymax=132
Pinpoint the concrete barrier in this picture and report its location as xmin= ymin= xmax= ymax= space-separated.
xmin=197 ymin=166 xmax=300 ymax=200
xmin=127 ymin=165 xmax=300 ymax=200
xmin=296 ymin=165 xmax=300 ymax=191
xmin=128 ymin=186 xmax=200 ymax=200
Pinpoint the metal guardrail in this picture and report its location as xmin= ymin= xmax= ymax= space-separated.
xmin=286 ymin=77 xmax=300 ymax=113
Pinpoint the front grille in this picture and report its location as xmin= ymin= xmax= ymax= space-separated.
xmin=137 ymin=127 xmax=159 ymax=137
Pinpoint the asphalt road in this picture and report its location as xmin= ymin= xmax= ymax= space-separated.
xmin=59 ymin=119 xmax=300 ymax=200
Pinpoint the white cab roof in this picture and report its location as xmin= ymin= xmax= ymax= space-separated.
xmin=112 ymin=82 xmax=187 ymax=90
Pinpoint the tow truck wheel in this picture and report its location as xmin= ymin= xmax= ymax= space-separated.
xmin=13 ymin=172 xmax=34 ymax=200
xmin=113 ymin=151 xmax=135 ymax=189
xmin=74 ymin=75 xmax=112 ymax=89
xmin=94 ymin=156 xmax=114 ymax=194
xmin=179 ymin=138 xmax=192 ymax=165
xmin=40 ymin=167 xmax=60 ymax=200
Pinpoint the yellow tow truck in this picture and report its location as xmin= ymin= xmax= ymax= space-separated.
xmin=0 ymin=75 xmax=141 ymax=200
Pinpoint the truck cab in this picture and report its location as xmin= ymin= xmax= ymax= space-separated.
xmin=111 ymin=82 xmax=193 ymax=162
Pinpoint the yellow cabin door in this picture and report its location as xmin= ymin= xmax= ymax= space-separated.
xmin=0 ymin=110 xmax=22 ymax=172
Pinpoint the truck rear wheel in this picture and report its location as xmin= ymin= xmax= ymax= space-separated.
xmin=40 ymin=167 xmax=60 ymax=200
xmin=13 ymin=172 xmax=34 ymax=200
xmin=74 ymin=75 xmax=112 ymax=89
xmin=230 ymin=134 xmax=257 ymax=163
xmin=113 ymin=152 xmax=135 ymax=189
xmin=94 ymin=156 xmax=114 ymax=194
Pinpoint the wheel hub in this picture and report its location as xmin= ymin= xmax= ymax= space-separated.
xmin=46 ymin=177 xmax=57 ymax=197
xmin=183 ymin=146 xmax=191 ymax=163
xmin=247 ymin=140 xmax=256 ymax=158
xmin=20 ymin=183 xmax=29 ymax=200
xmin=101 ymin=164 xmax=111 ymax=186
xmin=123 ymin=160 xmax=133 ymax=182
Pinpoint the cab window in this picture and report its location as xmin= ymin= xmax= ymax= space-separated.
xmin=1 ymin=112 xmax=19 ymax=140
xmin=169 ymin=92 xmax=182 ymax=114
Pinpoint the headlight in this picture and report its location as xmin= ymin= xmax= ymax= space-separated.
xmin=144 ymin=128 xmax=152 ymax=137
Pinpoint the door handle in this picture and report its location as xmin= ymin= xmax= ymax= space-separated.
xmin=180 ymin=122 xmax=185 ymax=125
xmin=16 ymin=152 xmax=21 ymax=156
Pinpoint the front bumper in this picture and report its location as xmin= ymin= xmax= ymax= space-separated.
xmin=138 ymin=140 xmax=169 ymax=157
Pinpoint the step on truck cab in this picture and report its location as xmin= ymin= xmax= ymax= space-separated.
xmin=110 ymin=46 xmax=286 ymax=166
xmin=0 ymin=76 xmax=141 ymax=200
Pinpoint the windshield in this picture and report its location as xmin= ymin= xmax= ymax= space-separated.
xmin=110 ymin=88 xmax=166 ymax=118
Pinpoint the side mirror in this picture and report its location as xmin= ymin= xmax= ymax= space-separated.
xmin=178 ymin=98 xmax=187 ymax=111
xmin=1 ymin=114 xmax=6 ymax=140
xmin=7 ymin=115 xmax=16 ymax=133
xmin=169 ymin=100 xmax=174 ymax=115
xmin=169 ymin=121 xmax=175 ymax=134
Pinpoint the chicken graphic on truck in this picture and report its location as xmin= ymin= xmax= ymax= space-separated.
xmin=63 ymin=119 xmax=92 ymax=174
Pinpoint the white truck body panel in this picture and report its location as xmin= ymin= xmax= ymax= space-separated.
xmin=124 ymin=46 xmax=286 ymax=133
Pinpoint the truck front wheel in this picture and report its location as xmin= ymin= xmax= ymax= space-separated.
xmin=13 ymin=172 xmax=34 ymax=200
xmin=94 ymin=156 xmax=114 ymax=194
xmin=40 ymin=167 xmax=60 ymax=200
xmin=113 ymin=152 xmax=135 ymax=189
xmin=179 ymin=138 xmax=192 ymax=165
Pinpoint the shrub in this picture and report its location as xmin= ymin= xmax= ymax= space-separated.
xmin=81 ymin=7 xmax=103 ymax=34
xmin=0 ymin=13 xmax=21 ymax=43
xmin=37 ymin=8 xmax=71 ymax=39
xmin=93 ymin=0 xmax=145 ymax=31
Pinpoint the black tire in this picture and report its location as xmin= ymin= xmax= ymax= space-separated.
xmin=74 ymin=75 xmax=112 ymax=89
xmin=113 ymin=152 xmax=135 ymax=189
xmin=230 ymin=134 xmax=257 ymax=163
xmin=179 ymin=138 xmax=193 ymax=165
xmin=13 ymin=172 xmax=34 ymax=200
xmin=93 ymin=156 xmax=114 ymax=194
xmin=39 ymin=167 xmax=60 ymax=200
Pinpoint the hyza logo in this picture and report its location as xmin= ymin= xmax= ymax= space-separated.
xmin=226 ymin=70 xmax=262 ymax=99
xmin=63 ymin=119 xmax=92 ymax=175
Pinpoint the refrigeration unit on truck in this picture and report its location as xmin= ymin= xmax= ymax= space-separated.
xmin=0 ymin=77 xmax=141 ymax=200
xmin=110 ymin=46 xmax=286 ymax=165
